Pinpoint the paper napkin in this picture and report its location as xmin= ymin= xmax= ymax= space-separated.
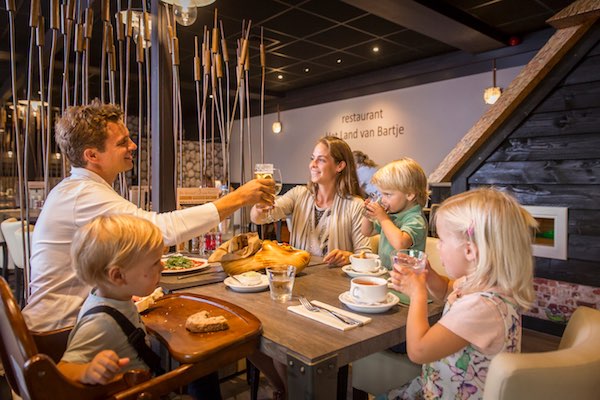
xmin=288 ymin=300 xmax=372 ymax=331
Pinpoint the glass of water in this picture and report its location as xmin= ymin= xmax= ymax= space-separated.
xmin=266 ymin=265 xmax=296 ymax=302
xmin=391 ymin=249 xmax=427 ymax=273
xmin=363 ymin=193 xmax=383 ymax=222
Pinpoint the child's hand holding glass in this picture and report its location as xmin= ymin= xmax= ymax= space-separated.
xmin=363 ymin=193 xmax=388 ymax=222
xmin=389 ymin=251 xmax=429 ymax=300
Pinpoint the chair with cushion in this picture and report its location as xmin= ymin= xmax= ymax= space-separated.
xmin=352 ymin=237 xmax=445 ymax=398
xmin=483 ymin=306 xmax=600 ymax=400
xmin=1 ymin=219 xmax=32 ymax=306
xmin=0 ymin=217 xmax=16 ymax=280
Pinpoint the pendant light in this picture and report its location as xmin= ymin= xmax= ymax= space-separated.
xmin=272 ymin=105 xmax=282 ymax=134
xmin=483 ymin=59 xmax=502 ymax=105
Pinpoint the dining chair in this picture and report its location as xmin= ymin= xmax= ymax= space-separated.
xmin=1 ymin=219 xmax=32 ymax=307
xmin=483 ymin=306 xmax=600 ymax=400
xmin=0 ymin=217 xmax=16 ymax=279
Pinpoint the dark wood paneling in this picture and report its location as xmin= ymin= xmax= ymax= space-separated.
xmin=470 ymin=184 xmax=600 ymax=209
xmin=564 ymin=53 xmax=600 ymax=85
xmin=470 ymin=160 xmax=600 ymax=185
xmin=535 ymin=81 xmax=600 ymax=113
xmin=569 ymin=234 xmax=600 ymax=262
xmin=510 ymin=107 xmax=600 ymax=138
xmin=568 ymin=210 xmax=600 ymax=235
xmin=535 ymin=257 xmax=600 ymax=287
xmin=486 ymin=133 xmax=600 ymax=161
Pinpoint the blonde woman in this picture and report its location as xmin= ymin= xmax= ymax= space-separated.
xmin=251 ymin=136 xmax=370 ymax=267
xmin=388 ymin=188 xmax=537 ymax=399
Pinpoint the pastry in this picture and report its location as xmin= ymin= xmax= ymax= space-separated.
xmin=185 ymin=310 xmax=229 ymax=333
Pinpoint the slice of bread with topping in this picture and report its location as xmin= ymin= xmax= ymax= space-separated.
xmin=185 ymin=310 xmax=229 ymax=333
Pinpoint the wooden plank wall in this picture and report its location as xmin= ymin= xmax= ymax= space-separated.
xmin=468 ymin=39 xmax=600 ymax=287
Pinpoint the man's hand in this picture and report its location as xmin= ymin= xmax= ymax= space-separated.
xmin=81 ymin=350 xmax=130 ymax=385
xmin=214 ymin=179 xmax=275 ymax=221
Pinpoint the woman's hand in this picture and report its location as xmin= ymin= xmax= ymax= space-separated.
xmin=389 ymin=263 xmax=428 ymax=300
xmin=323 ymin=249 xmax=352 ymax=266
xmin=81 ymin=350 xmax=129 ymax=385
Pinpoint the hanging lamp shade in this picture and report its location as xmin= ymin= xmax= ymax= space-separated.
xmin=272 ymin=105 xmax=282 ymax=134
xmin=484 ymin=58 xmax=502 ymax=105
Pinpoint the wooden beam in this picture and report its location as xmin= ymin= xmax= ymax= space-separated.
xmin=342 ymin=0 xmax=506 ymax=53
xmin=429 ymin=21 xmax=596 ymax=183
xmin=547 ymin=0 xmax=600 ymax=29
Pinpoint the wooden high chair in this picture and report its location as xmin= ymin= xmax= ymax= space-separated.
xmin=0 ymin=276 xmax=261 ymax=400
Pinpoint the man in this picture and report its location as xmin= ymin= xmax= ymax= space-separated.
xmin=23 ymin=101 xmax=274 ymax=332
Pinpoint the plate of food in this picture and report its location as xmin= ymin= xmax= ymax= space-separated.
xmin=161 ymin=254 xmax=210 ymax=274
xmin=224 ymin=271 xmax=269 ymax=293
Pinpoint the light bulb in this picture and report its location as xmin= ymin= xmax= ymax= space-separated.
xmin=174 ymin=5 xmax=197 ymax=26
xmin=483 ymin=86 xmax=502 ymax=105
xmin=272 ymin=121 xmax=282 ymax=134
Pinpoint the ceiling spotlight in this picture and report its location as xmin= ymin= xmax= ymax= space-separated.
xmin=272 ymin=105 xmax=282 ymax=134
xmin=372 ymin=46 xmax=379 ymax=53
xmin=304 ymin=67 xmax=310 ymax=73
xmin=484 ymin=58 xmax=502 ymax=105
xmin=277 ymin=74 xmax=283 ymax=80
xmin=336 ymin=59 xmax=342 ymax=64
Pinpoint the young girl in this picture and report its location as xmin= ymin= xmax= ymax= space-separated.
xmin=388 ymin=188 xmax=537 ymax=399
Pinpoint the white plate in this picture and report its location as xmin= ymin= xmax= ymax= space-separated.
xmin=224 ymin=275 xmax=269 ymax=293
xmin=338 ymin=291 xmax=399 ymax=313
xmin=161 ymin=255 xmax=210 ymax=274
xmin=342 ymin=265 xmax=388 ymax=278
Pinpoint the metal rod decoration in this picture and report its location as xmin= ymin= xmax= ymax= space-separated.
xmin=100 ymin=0 xmax=110 ymax=103
xmin=220 ymin=19 xmax=231 ymax=189
xmin=84 ymin=7 xmax=94 ymax=104
xmin=37 ymin=15 xmax=49 ymax=196
xmin=194 ymin=35 xmax=203 ymax=187
xmin=124 ymin=6 xmax=132 ymax=120
xmin=244 ymin=43 xmax=252 ymax=176
xmin=74 ymin=22 xmax=84 ymax=106
xmin=260 ymin=27 xmax=266 ymax=163
xmin=116 ymin=9 xmax=125 ymax=108
xmin=137 ymin=24 xmax=144 ymax=208
xmin=6 ymin=0 xmax=29 ymax=303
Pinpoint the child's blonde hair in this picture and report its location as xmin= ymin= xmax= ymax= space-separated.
xmin=72 ymin=215 xmax=164 ymax=287
xmin=371 ymin=157 xmax=429 ymax=207
xmin=436 ymin=188 xmax=537 ymax=310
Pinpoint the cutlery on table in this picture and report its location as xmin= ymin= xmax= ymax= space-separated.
xmin=298 ymin=296 xmax=362 ymax=326
xmin=176 ymin=269 xmax=218 ymax=280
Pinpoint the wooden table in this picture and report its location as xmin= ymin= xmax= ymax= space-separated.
xmin=181 ymin=260 xmax=443 ymax=400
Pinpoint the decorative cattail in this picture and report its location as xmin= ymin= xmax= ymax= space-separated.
xmin=50 ymin=0 xmax=60 ymax=30
xmin=29 ymin=0 xmax=40 ymax=28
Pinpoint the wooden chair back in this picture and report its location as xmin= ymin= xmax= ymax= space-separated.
xmin=0 ymin=277 xmax=151 ymax=400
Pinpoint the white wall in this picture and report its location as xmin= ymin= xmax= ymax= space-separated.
xmin=230 ymin=65 xmax=522 ymax=183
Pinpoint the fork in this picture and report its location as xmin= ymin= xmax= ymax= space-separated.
xmin=298 ymin=296 xmax=361 ymax=326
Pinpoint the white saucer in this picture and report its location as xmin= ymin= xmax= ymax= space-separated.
xmin=342 ymin=265 xmax=388 ymax=278
xmin=224 ymin=275 xmax=269 ymax=293
xmin=338 ymin=291 xmax=399 ymax=313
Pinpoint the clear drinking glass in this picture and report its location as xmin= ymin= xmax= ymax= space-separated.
xmin=266 ymin=265 xmax=296 ymax=302
xmin=391 ymin=249 xmax=427 ymax=273
xmin=254 ymin=164 xmax=281 ymax=223
xmin=363 ymin=192 xmax=383 ymax=222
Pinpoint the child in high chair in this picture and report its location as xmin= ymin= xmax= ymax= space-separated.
xmin=361 ymin=157 xmax=429 ymax=269
xmin=387 ymin=188 xmax=537 ymax=399
xmin=58 ymin=214 xmax=164 ymax=384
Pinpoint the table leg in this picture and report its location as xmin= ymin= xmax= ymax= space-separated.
xmin=286 ymin=353 xmax=340 ymax=400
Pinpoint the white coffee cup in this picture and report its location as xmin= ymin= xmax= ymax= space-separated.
xmin=349 ymin=253 xmax=381 ymax=273
xmin=350 ymin=276 xmax=388 ymax=304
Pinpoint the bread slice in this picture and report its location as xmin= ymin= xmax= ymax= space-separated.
xmin=185 ymin=310 xmax=229 ymax=333
xmin=135 ymin=287 xmax=164 ymax=313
